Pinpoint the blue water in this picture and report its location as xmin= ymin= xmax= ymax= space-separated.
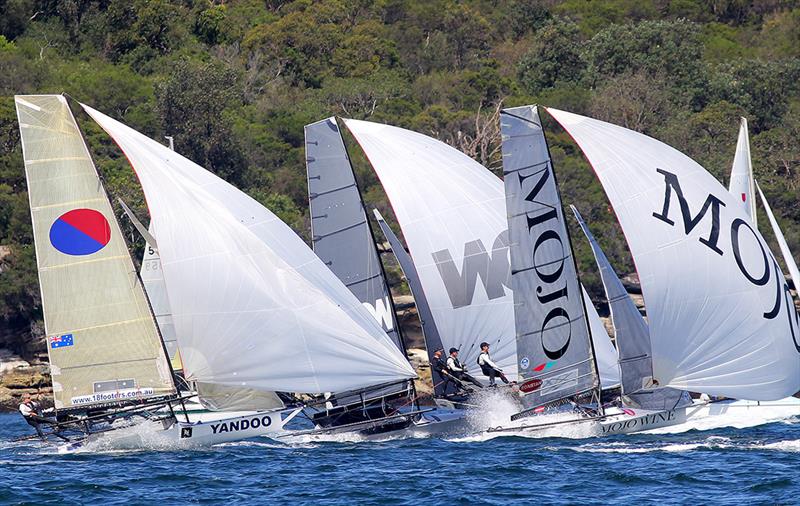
xmin=1 ymin=413 xmax=799 ymax=505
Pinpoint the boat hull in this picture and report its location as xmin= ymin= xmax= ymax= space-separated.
xmin=57 ymin=410 xmax=289 ymax=453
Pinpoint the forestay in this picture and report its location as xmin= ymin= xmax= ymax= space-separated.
xmin=500 ymin=105 xmax=598 ymax=408
xmin=729 ymin=118 xmax=757 ymax=225
xmin=345 ymin=119 xmax=517 ymax=381
xmin=15 ymin=95 xmax=175 ymax=410
xmin=83 ymin=104 xmax=415 ymax=395
xmin=304 ymin=118 xmax=404 ymax=352
xmin=548 ymin=107 xmax=800 ymax=400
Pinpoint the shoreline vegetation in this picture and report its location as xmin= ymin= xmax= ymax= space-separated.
xmin=1 ymin=1 xmax=799 ymax=402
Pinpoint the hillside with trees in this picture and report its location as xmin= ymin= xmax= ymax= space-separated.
xmin=0 ymin=0 xmax=799 ymax=360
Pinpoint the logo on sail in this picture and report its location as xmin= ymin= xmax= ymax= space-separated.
xmin=49 ymin=208 xmax=111 ymax=255
xmin=431 ymin=230 xmax=511 ymax=309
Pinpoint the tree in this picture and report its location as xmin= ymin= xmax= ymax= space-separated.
xmin=155 ymin=59 xmax=246 ymax=184
xmin=517 ymin=19 xmax=585 ymax=95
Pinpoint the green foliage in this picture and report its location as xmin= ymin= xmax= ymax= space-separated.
xmin=517 ymin=19 xmax=585 ymax=95
xmin=1 ymin=0 xmax=800 ymax=344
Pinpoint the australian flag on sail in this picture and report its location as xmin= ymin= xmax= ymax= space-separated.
xmin=50 ymin=334 xmax=74 ymax=349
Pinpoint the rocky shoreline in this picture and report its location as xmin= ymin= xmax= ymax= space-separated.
xmin=0 ymin=349 xmax=52 ymax=412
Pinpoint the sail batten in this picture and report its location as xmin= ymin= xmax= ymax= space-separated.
xmin=16 ymin=95 xmax=175 ymax=410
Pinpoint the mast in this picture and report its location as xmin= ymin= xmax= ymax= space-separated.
xmin=499 ymin=105 xmax=600 ymax=416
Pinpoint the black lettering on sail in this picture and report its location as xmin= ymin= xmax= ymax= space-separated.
xmin=540 ymin=307 xmax=571 ymax=360
xmin=731 ymin=218 xmax=770 ymax=286
xmin=652 ymin=168 xmax=726 ymax=255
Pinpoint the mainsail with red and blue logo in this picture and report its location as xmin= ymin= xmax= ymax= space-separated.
xmin=49 ymin=208 xmax=111 ymax=255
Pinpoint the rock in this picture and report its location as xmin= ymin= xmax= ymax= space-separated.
xmin=0 ymin=349 xmax=30 ymax=374
xmin=0 ymin=361 xmax=52 ymax=412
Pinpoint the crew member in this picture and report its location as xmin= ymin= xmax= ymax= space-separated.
xmin=19 ymin=393 xmax=46 ymax=440
xmin=477 ymin=342 xmax=510 ymax=386
xmin=431 ymin=349 xmax=455 ymax=392
xmin=446 ymin=348 xmax=483 ymax=388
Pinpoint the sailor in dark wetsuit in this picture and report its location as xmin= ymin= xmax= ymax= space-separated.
xmin=445 ymin=348 xmax=483 ymax=388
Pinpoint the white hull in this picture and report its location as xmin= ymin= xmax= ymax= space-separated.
xmin=58 ymin=409 xmax=296 ymax=453
xmin=490 ymin=397 xmax=800 ymax=438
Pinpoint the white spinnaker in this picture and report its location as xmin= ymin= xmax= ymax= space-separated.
xmin=583 ymin=286 xmax=621 ymax=389
xmin=757 ymin=182 xmax=800 ymax=293
xmin=548 ymin=108 xmax=800 ymax=400
xmin=344 ymin=119 xmax=517 ymax=381
xmin=729 ymin=118 xmax=757 ymax=225
xmin=82 ymin=105 xmax=415 ymax=395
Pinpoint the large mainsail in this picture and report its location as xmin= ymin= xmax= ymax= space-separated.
xmin=15 ymin=95 xmax=175 ymax=410
xmin=344 ymin=119 xmax=517 ymax=381
xmin=729 ymin=117 xmax=757 ymax=225
xmin=82 ymin=104 xmax=416 ymax=395
xmin=374 ymin=209 xmax=448 ymax=397
xmin=757 ymin=182 xmax=800 ymax=292
xmin=548 ymin=107 xmax=800 ymax=400
xmin=500 ymin=105 xmax=599 ymax=408
xmin=304 ymin=117 xmax=404 ymax=352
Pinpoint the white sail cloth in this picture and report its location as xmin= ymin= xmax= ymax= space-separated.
xmin=729 ymin=118 xmax=757 ymax=225
xmin=583 ymin=287 xmax=621 ymax=389
xmin=757 ymin=182 xmax=800 ymax=293
xmin=344 ymin=119 xmax=518 ymax=380
xmin=82 ymin=105 xmax=415 ymax=395
xmin=548 ymin=108 xmax=800 ymax=400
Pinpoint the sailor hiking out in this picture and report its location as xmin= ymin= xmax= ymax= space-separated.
xmin=18 ymin=393 xmax=66 ymax=441
xmin=446 ymin=348 xmax=483 ymax=388
xmin=477 ymin=342 xmax=510 ymax=387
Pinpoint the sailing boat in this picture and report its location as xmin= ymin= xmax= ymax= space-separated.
xmin=14 ymin=94 xmax=180 ymax=447
xmin=340 ymin=116 xmax=623 ymax=419
xmin=16 ymin=95 xmax=417 ymax=450
xmin=302 ymin=117 xmax=464 ymax=435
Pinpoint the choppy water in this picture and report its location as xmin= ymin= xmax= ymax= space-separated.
xmin=2 ymin=410 xmax=800 ymax=505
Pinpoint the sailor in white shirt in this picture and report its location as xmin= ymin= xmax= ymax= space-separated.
xmin=477 ymin=342 xmax=510 ymax=386
xmin=18 ymin=393 xmax=46 ymax=439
